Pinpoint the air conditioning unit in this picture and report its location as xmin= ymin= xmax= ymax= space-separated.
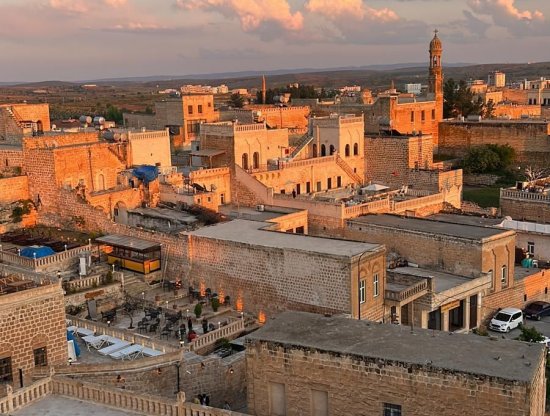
xmin=256 ymin=204 xmax=265 ymax=212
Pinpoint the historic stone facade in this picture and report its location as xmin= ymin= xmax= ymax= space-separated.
xmin=0 ymin=281 xmax=67 ymax=388
xmin=246 ymin=312 xmax=546 ymax=416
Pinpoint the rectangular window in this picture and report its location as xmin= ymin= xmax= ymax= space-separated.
xmin=373 ymin=273 xmax=379 ymax=297
xmin=337 ymin=176 xmax=342 ymax=188
xmin=360 ymin=279 xmax=366 ymax=304
xmin=269 ymin=382 xmax=286 ymax=416
xmin=421 ymin=110 xmax=425 ymax=121
xmin=410 ymin=111 xmax=414 ymax=122
xmin=316 ymin=181 xmax=322 ymax=192
xmin=488 ymin=269 xmax=494 ymax=289
xmin=33 ymin=347 xmax=47 ymax=367
xmin=0 ymin=356 xmax=13 ymax=383
xmin=501 ymin=265 xmax=508 ymax=287
xmin=383 ymin=403 xmax=402 ymax=416
xmin=528 ymin=241 xmax=535 ymax=255
xmin=311 ymin=390 xmax=328 ymax=416
xmin=208 ymin=102 xmax=212 ymax=108
xmin=327 ymin=178 xmax=332 ymax=189
xmin=187 ymin=105 xmax=193 ymax=115
xmin=431 ymin=109 xmax=436 ymax=120
xmin=198 ymin=104 xmax=203 ymax=114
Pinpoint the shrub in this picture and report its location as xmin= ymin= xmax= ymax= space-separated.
xmin=194 ymin=303 xmax=202 ymax=318
xmin=211 ymin=297 xmax=220 ymax=312
xmin=517 ymin=325 xmax=545 ymax=343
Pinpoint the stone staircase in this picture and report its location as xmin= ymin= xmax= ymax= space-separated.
xmin=335 ymin=154 xmax=363 ymax=184
xmin=287 ymin=133 xmax=313 ymax=160
xmin=123 ymin=274 xmax=153 ymax=299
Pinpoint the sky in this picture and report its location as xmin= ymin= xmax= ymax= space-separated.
xmin=0 ymin=0 xmax=549 ymax=82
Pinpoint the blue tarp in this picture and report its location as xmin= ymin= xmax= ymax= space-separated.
xmin=67 ymin=330 xmax=81 ymax=357
xmin=20 ymin=245 xmax=55 ymax=258
xmin=132 ymin=165 xmax=158 ymax=184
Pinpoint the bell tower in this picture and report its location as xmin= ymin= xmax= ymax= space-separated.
xmin=429 ymin=30 xmax=443 ymax=123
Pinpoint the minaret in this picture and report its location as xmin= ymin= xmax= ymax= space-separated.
xmin=261 ymin=75 xmax=266 ymax=105
xmin=428 ymin=29 xmax=443 ymax=122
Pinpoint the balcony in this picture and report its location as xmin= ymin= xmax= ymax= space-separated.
xmin=385 ymin=279 xmax=429 ymax=304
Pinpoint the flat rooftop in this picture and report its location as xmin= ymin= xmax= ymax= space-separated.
xmin=391 ymin=266 xmax=475 ymax=293
xmin=95 ymin=234 xmax=161 ymax=252
xmin=443 ymin=119 xmax=549 ymax=125
xmin=427 ymin=213 xmax=503 ymax=227
xmin=13 ymin=395 xmax=139 ymax=416
xmin=190 ymin=219 xmax=382 ymax=257
xmin=247 ymin=311 xmax=544 ymax=383
xmin=351 ymin=215 xmax=511 ymax=240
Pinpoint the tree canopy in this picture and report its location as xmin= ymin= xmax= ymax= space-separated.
xmin=443 ymin=78 xmax=484 ymax=118
xmin=462 ymin=144 xmax=516 ymax=174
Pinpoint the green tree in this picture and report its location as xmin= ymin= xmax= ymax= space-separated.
xmin=517 ymin=325 xmax=545 ymax=343
xmin=462 ymin=144 xmax=516 ymax=174
xmin=229 ymin=93 xmax=245 ymax=108
xmin=105 ymin=104 xmax=123 ymax=124
xmin=443 ymin=78 xmax=483 ymax=118
xmin=482 ymin=99 xmax=496 ymax=119
xmin=194 ymin=303 xmax=202 ymax=318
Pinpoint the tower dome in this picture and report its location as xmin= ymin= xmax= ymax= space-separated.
xmin=430 ymin=30 xmax=442 ymax=51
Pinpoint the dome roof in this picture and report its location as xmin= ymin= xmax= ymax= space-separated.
xmin=430 ymin=31 xmax=442 ymax=51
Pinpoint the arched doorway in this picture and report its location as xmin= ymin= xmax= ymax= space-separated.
xmin=97 ymin=174 xmax=106 ymax=191
xmin=253 ymin=152 xmax=260 ymax=169
xmin=242 ymin=153 xmax=249 ymax=170
xmin=345 ymin=144 xmax=350 ymax=157
xmin=353 ymin=143 xmax=359 ymax=155
xmin=321 ymin=144 xmax=326 ymax=157
xmin=312 ymin=144 xmax=317 ymax=158
xmin=329 ymin=145 xmax=335 ymax=155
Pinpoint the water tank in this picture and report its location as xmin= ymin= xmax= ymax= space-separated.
xmin=93 ymin=116 xmax=106 ymax=125
xmin=79 ymin=115 xmax=92 ymax=124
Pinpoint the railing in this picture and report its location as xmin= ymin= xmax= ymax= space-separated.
xmin=64 ymin=274 xmax=103 ymax=292
xmin=343 ymin=198 xmax=390 ymax=217
xmin=392 ymin=193 xmax=444 ymax=212
xmin=234 ymin=164 xmax=273 ymax=204
xmin=190 ymin=319 xmax=245 ymax=352
xmin=234 ymin=123 xmax=266 ymax=132
xmin=385 ymin=279 xmax=429 ymax=302
xmin=278 ymin=155 xmax=336 ymax=170
xmin=500 ymin=189 xmax=550 ymax=202
xmin=67 ymin=316 xmax=180 ymax=353
xmin=288 ymin=134 xmax=313 ymax=160
xmin=52 ymin=376 xmax=181 ymax=416
xmin=335 ymin=154 xmax=362 ymax=183
xmin=0 ymin=376 xmax=52 ymax=413
xmin=34 ymin=245 xmax=91 ymax=268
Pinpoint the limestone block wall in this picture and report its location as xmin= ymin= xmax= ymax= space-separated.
xmin=501 ymin=197 xmax=550 ymax=224
xmin=245 ymin=342 xmax=545 ymax=416
xmin=0 ymin=283 xmax=67 ymax=387
xmin=438 ymin=121 xmax=550 ymax=164
xmin=128 ymin=129 xmax=172 ymax=168
xmin=0 ymin=176 xmax=29 ymax=203
xmin=123 ymin=113 xmax=158 ymax=130
xmin=10 ymin=104 xmax=51 ymax=131
xmin=188 ymin=235 xmax=354 ymax=317
xmin=0 ymin=148 xmax=23 ymax=172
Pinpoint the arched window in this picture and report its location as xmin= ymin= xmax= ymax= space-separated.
xmin=312 ymin=144 xmax=318 ymax=158
xmin=321 ymin=144 xmax=326 ymax=157
xmin=345 ymin=144 xmax=350 ymax=157
xmin=97 ymin=174 xmax=105 ymax=191
xmin=329 ymin=145 xmax=335 ymax=155
xmin=353 ymin=143 xmax=359 ymax=156
xmin=242 ymin=153 xmax=249 ymax=170
xmin=253 ymin=152 xmax=260 ymax=169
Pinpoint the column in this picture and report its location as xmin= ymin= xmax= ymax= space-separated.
xmin=442 ymin=310 xmax=449 ymax=332
xmin=476 ymin=292 xmax=482 ymax=328
xmin=463 ymin=297 xmax=470 ymax=332
xmin=420 ymin=310 xmax=428 ymax=329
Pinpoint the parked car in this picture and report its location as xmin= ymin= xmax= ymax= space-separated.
xmin=489 ymin=307 xmax=523 ymax=332
xmin=523 ymin=301 xmax=550 ymax=320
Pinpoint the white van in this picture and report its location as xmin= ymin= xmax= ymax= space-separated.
xmin=489 ymin=308 xmax=523 ymax=333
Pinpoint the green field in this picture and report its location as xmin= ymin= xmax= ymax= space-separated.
xmin=462 ymin=187 xmax=500 ymax=208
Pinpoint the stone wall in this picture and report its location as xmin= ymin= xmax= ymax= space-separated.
xmin=0 ymin=176 xmax=29 ymax=203
xmin=187 ymin=233 xmax=385 ymax=320
xmin=0 ymin=147 xmax=23 ymax=173
xmin=500 ymin=194 xmax=550 ymax=224
xmin=345 ymin=220 xmax=515 ymax=280
xmin=438 ymin=121 xmax=550 ymax=164
xmin=246 ymin=341 xmax=545 ymax=416
xmin=0 ymin=282 xmax=67 ymax=387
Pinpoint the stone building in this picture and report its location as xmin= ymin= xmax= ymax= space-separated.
xmin=0 ymin=278 xmax=67 ymax=389
xmin=500 ymin=183 xmax=550 ymax=224
xmin=0 ymin=103 xmax=51 ymax=144
xmin=188 ymin=218 xmax=386 ymax=320
xmin=228 ymin=106 xmax=310 ymax=133
xmin=123 ymin=94 xmax=220 ymax=148
xmin=245 ymin=311 xmax=546 ymax=416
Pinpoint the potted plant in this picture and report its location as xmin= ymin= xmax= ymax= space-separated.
xmin=211 ymin=298 xmax=220 ymax=312
xmin=194 ymin=303 xmax=202 ymax=318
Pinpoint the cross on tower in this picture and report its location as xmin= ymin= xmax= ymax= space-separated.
xmin=434 ymin=29 xmax=438 ymax=36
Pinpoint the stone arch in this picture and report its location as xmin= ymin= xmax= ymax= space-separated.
xmin=242 ymin=153 xmax=249 ymax=170
xmin=320 ymin=144 xmax=326 ymax=157
xmin=97 ymin=173 xmax=106 ymax=191
xmin=329 ymin=145 xmax=336 ymax=155
xmin=114 ymin=201 xmax=128 ymax=225
xmin=312 ymin=143 xmax=318 ymax=158
xmin=345 ymin=144 xmax=350 ymax=157
xmin=252 ymin=152 xmax=260 ymax=170
xmin=31 ymin=333 xmax=48 ymax=349
xmin=353 ymin=143 xmax=359 ymax=156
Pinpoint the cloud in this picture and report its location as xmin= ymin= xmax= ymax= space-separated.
xmin=443 ymin=9 xmax=491 ymax=42
xmin=305 ymin=0 xmax=398 ymax=22
xmin=102 ymin=22 xmax=203 ymax=35
xmin=175 ymin=0 xmax=304 ymax=31
xmin=468 ymin=0 xmax=547 ymax=36
xmin=48 ymin=0 xmax=128 ymax=14
xmin=104 ymin=0 xmax=128 ymax=6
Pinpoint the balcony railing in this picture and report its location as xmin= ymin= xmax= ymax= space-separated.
xmin=385 ymin=279 xmax=429 ymax=302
